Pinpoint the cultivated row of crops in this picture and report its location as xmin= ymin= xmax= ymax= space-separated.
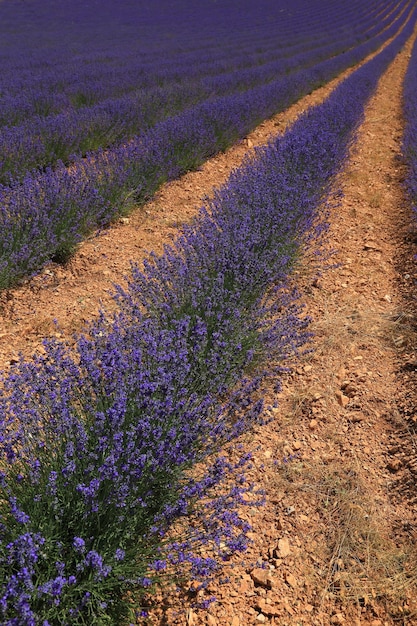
xmin=1 ymin=3 xmax=415 ymax=622
xmin=401 ymin=27 xmax=417 ymax=213
xmin=0 ymin=0 xmax=406 ymax=182
xmin=0 ymin=0 xmax=399 ymax=129
xmin=0 ymin=0 xmax=414 ymax=290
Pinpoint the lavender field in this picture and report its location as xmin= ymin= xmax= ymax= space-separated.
xmin=0 ymin=0 xmax=416 ymax=624
xmin=0 ymin=0 xmax=413 ymax=288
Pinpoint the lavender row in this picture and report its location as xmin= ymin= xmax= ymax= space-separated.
xmin=0 ymin=0 xmax=408 ymax=184
xmin=401 ymin=28 xmax=417 ymax=220
xmin=0 ymin=0 xmax=393 ymax=127
xmin=0 ymin=1 xmax=414 ymax=291
xmin=0 ymin=13 xmax=414 ymax=624
xmin=0 ymin=6 xmax=379 ymax=124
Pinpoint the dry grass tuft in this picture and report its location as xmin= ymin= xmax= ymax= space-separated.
xmin=272 ymin=454 xmax=417 ymax=620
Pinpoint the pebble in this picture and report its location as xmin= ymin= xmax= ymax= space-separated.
xmin=348 ymin=412 xmax=364 ymax=423
xmin=250 ymin=568 xmax=272 ymax=588
xmin=335 ymin=390 xmax=350 ymax=407
xmin=285 ymin=572 xmax=297 ymax=588
xmin=257 ymin=599 xmax=281 ymax=617
xmin=387 ymin=456 xmax=402 ymax=471
xmin=277 ymin=537 xmax=291 ymax=558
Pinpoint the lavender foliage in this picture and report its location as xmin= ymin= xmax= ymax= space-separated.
xmin=402 ymin=30 xmax=417 ymax=218
xmin=0 ymin=0 xmax=413 ymax=288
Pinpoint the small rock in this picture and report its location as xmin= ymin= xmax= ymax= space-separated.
xmin=256 ymin=614 xmax=266 ymax=623
xmin=293 ymin=441 xmax=302 ymax=450
xmin=363 ymin=242 xmax=382 ymax=252
xmin=262 ymin=604 xmax=281 ymax=617
xmin=207 ymin=615 xmax=217 ymax=626
xmin=119 ymin=217 xmax=130 ymax=225
xmin=247 ymin=138 xmax=254 ymax=148
xmin=304 ymin=365 xmax=312 ymax=372
xmin=285 ymin=572 xmax=297 ymax=588
xmin=341 ymin=382 xmax=357 ymax=397
xmin=371 ymin=620 xmax=383 ymax=626
xmin=335 ymin=390 xmax=349 ymax=408
xmin=309 ymin=419 xmax=318 ymax=430
xmin=250 ymin=568 xmax=272 ymax=588
xmin=387 ymin=458 xmax=401 ymax=472
xmin=283 ymin=602 xmax=295 ymax=615
xmin=283 ymin=444 xmax=293 ymax=456
xmin=186 ymin=608 xmax=196 ymax=625
xmin=231 ymin=617 xmax=240 ymax=626
xmin=277 ymin=537 xmax=291 ymax=558
xmin=256 ymin=598 xmax=267 ymax=611
xmin=348 ymin=412 xmax=364 ymax=423
xmin=330 ymin=613 xmax=345 ymax=624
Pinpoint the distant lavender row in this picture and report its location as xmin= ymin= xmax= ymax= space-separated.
xmin=0 ymin=0 xmax=414 ymax=290
xmin=0 ymin=1 xmax=388 ymax=127
xmin=0 ymin=13 xmax=414 ymax=624
xmin=401 ymin=31 xmax=417 ymax=219
xmin=0 ymin=0 xmax=394 ymax=125
xmin=0 ymin=15 xmax=403 ymax=181
xmin=0 ymin=0 xmax=408 ymax=183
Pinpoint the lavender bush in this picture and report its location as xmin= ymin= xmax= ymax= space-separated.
xmin=0 ymin=0 xmax=413 ymax=288
xmin=402 ymin=30 xmax=417 ymax=215
xmin=0 ymin=12 xmax=414 ymax=622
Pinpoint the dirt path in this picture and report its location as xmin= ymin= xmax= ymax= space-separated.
xmin=141 ymin=26 xmax=417 ymax=626
xmin=0 ymin=29 xmax=407 ymax=370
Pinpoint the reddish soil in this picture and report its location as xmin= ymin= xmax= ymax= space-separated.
xmin=1 ymin=18 xmax=417 ymax=626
